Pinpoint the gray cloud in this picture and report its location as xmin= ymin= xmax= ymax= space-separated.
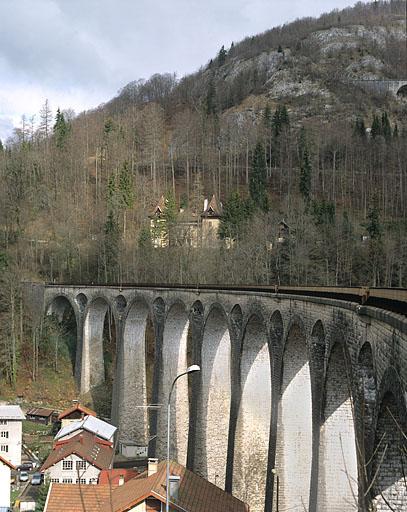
xmin=0 ymin=0 xmax=365 ymax=140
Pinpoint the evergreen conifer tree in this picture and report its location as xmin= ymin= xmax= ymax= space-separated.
xmin=218 ymin=192 xmax=250 ymax=240
xmin=250 ymin=142 xmax=269 ymax=212
xmin=102 ymin=210 xmax=120 ymax=283
xmin=53 ymin=108 xmax=69 ymax=149
xmin=299 ymin=127 xmax=312 ymax=202
xmin=354 ymin=118 xmax=366 ymax=138
xmin=393 ymin=123 xmax=399 ymax=138
xmin=119 ymin=162 xmax=134 ymax=209
xmin=217 ymin=45 xmax=227 ymax=66
xmin=206 ymin=78 xmax=217 ymax=115
xmin=263 ymin=105 xmax=272 ymax=129
xmin=371 ymin=114 xmax=381 ymax=138
xmin=381 ymin=112 xmax=392 ymax=141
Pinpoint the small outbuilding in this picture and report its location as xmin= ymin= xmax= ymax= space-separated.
xmin=26 ymin=408 xmax=55 ymax=425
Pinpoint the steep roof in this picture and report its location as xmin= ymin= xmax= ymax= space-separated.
xmin=150 ymin=195 xmax=166 ymax=216
xmin=0 ymin=454 xmax=15 ymax=470
xmin=44 ymin=483 xmax=115 ymax=512
xmin=0 ymin=405 xmax=25 ymax=420
xmin=41 ymin=431 xmax=113 ymax=471
xmin=58 ymin=402 xmax=96 ymax=420
xmin=103 ymin=461 xmax=249 ymax=512
xmin=202 ymin=194 xmax=222 ymax=218
xmin=55 ymin=415 xmax=116 ymax=441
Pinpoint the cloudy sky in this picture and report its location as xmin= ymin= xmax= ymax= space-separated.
xmin=1 ymin=0 xmax=363 ymax=140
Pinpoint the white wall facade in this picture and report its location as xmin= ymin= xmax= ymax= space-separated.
xmin=0 ymin=419 xmax=22 ymax=467
xmin=44 ymin=454 xmax=101 ymax=484
xmin=0 ymin=462 xmax=11 ymax=508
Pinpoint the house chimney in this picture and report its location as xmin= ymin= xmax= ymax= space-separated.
xmin=148 ymin=458 xmax=158 ymax=476
xmin=203 ymin=198 xmax=208 ymax=212
xmin=118 ymin=474 xmax=125 ymax=486
xmin=72 ymin=399 xmax=79 ymax=406
xmin=169 ymin=475 xmax=180 ymax=501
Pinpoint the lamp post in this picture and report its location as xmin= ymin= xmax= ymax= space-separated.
xmin=166 ymin=364 xmax=200 ymax=512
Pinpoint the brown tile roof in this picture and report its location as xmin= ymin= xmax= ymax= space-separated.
xmin=45 ymin=483 xmax=115 ymax=512
xmin=41 ymin=431 xmax=113 ymax=471
xmin=26 ymin=407 xmax=54 ymax=418
xmin=0 ymin=454 xmax=15 ymax=470
xmin=202 ymin=194 xmax=222 ymax=217
xmin=58 ymin=402 xmax=97 ymax=420
xmin=99 ymin=468 xmax=139 ymax=485
xmin=150 ymin=195 xmax=166 ymax=216
xmin=103 ymin=461 xmax=249 ymax=512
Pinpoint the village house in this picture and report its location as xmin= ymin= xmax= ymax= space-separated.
xmin=0 ymin=405 xmax=25 ymax=467
xmin=41 ymin=430 xmax=113 ymax=484
xmin=149 ymin=194 xmax=222 ymax=248
xmin=44 ymin=458 xmax=249 ymax=512
xmin=58 ymin=401 xmax=97 ymax=428
xmin=0 ymin=454 xmax=14 ymax=510
xmin=54 ymin=414 xmax=116 ymax=443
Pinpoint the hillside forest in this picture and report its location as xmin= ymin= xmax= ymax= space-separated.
xmin=0 ymin=0 xmax=406 ymax=387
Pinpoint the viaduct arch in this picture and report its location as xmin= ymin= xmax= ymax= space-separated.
xmin=26 ymin=283 xmax=407 ymax=512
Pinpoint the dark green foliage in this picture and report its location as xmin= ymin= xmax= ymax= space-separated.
xmin=354 ymin=117 xmax=366 ymax=138
xmin=299 ymin=128 xmax=312 ymax=202
xmin=371 ymin=114 xmax=381 ymax=138
xmin=0 ymin=139 xmax=3 ymax=152
xmin=102 ymin=211 xmax=120 ymax=282
xmin=272 ymin=105 xmax=289 ymax=137
xmin=119 ymin=161 xmax=134 ymax=209
xmin=53 ymin=108 xmax=69 ymax=149
xmin=180 ymin=193 xmax=188 ymax=210
xmin=104 ymin=118 xmax=114 ymax=135
xmin=367 ymin=204 xmax=382 ymax=239
xmin=163 ymin=191 xmax=178 ymax=225
xmin=393 ymin=123 xmax=399 ymax=138
xmin=138 ymin=226 xmax=152 ymax=249
xmin=366 ymin=203 xmax=384 ymax=286
xmin=206 ymin=77 xmax=217 ymax=115
xmin=311 ymin=199 xmax=336 ymax=225
xmin=218 ymin=192 xmax=250 ymax=240
xmin=278 ymin=44 xmax=283 ymax=53
xmin=217 ymin=45 xmax=228 ymax=66
xmin=263 ymin=104 xmax=272 ymax=129
xmin=250 ymin=142 xmax=269 ymax=212
xmin=35 ymin=481 xmax=50 ymax=511
xmin=381 ymin=111 xmax=392 ymax=141
xmin=0 ymin=252 xmax=8 ymax=272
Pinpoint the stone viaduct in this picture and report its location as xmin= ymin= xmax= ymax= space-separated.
xmin=24 ymin=283 xmax=407 ymax=512
xmin=351 ymin=79 xmax=407 ymax=97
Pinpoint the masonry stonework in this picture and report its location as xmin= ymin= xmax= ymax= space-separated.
xmin=38 ymin=285 xmax=407 ymax=512
xmin=233 ymin=315 xmax=271 ymax=512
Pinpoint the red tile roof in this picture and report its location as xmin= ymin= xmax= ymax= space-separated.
xmin=99 ymin=468 xmax=139 ymax=485
xmin=103 ymin=461 xmax=249 ymax=512
xmin=41 ymin=431 xmax=113 ymax=471
xmin=58 ymin=403 xmax=96 ymax=420
xmin=45 ymin=483 xmax=115 ymax=512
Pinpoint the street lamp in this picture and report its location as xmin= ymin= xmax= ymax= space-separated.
xmin=166 ymin=364 xmax=200 ymax=512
